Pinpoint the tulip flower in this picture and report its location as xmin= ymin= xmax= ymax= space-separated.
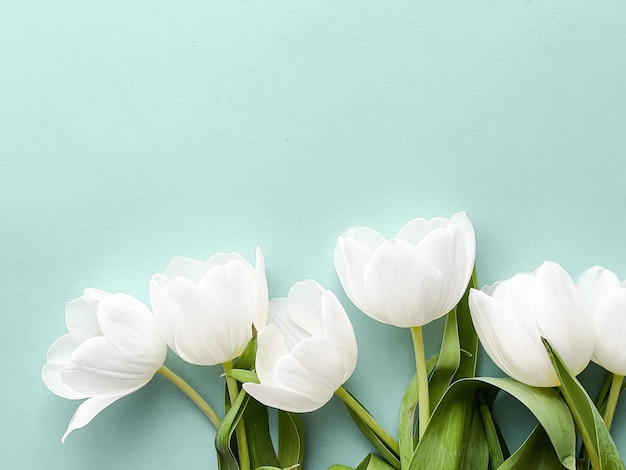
xmin=333 ymin=211 xmax=475 ymax=328
xmin=149 ymin=247 xmax=268 ymax=366
xmin=41 ymin=289 xmax=167 ymax=442
xmin=469 ymin=261 xmax=593 ymax=387
xmin=577 ymin=266 xmax=626 ymax=429
xmin=243 ymin=280 xmax=358 ymax=413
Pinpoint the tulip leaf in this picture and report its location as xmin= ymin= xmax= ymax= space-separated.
xmin=398 ymin=354 xmax=439 ymax=467
xmin=328 ymin=466 xmax=353 ymax=470
xmin=227 ymin=369 xmax=260 ymax=384
xmin=499 ymin=425 xmax=566 ymax=469
xmin=234 ymin=325 xmax=258 ymax=371
xmin=429 ymin=308 xmax=461 ymax=410
xmin=453 ymin=268 xmax=479 ymax=381
xmin=408 ymin=377 xmax=576 ymax=470
xmin=355 ymin=453 xmax=398 ymax=470
xmin=543 ymin=339 xmax=625 ymax=470
xmin=243 ymin=397 xmax=280 ymax=468
xmin=477 ymin=391 xmax=505 ymax=468
xmin=277 ymin=410 xmax=305 ymax=468
xmin=216 ymin=388 xmax=251 ymax=470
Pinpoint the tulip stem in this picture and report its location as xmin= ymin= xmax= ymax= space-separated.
xmin=411 ymin=326 xmax=430 ymax=440
xmin=223 ymin=361 xmax=250 ymax=470
xmin=603 ymin=373 xmax=624 ymax=431
xmin=335 ymin=386 xmax=400 ymax=456
xmin=157 ymin=365 xmax=222 ymax=429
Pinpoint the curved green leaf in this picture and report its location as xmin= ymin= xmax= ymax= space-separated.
xmin=453 ymin=268 xmax=479 ymax=381
xmin=243 ymin=397 xmax=280 ymax=468
xmin=429 ymin=309 xmax=461 ymax=410
xmin=499 ymin=425 xmax=565 ymax=470
xmin=277 ymin=411 xmax=305 ymax=468
xmin=216 ymin=389 xmax=251 ymax=470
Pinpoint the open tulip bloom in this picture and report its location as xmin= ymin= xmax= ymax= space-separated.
xmin=41 ymin=289 xmax=167 ymax=442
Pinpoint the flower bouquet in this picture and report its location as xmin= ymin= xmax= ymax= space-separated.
xmin=42 ymin=212 xmax=625 ymax=469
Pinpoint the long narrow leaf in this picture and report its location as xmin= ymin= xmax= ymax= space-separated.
xmin=429 ymin=308 xmax=461 ymax=410
xmin=499 ymin=425 xmax=565 ymax=470
xmin=243 ymin=397 xmax=280 ymax=468
xmin=216 ymin=389 xmax=251 ymax=470
xmin=277 ymin=411 xmax=305 ymax=468
xmin=543 ymin=339 xmax=625 ymax=470
xmin=453 ymin=268 xmax=479 ymax=381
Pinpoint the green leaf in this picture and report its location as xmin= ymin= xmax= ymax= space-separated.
xmin=477 ymin=391 xmax=504 ymax=468
xmin=453 ymin=268 xmax=479 ymax=381
xmin=328 ymin=466 xmax=353 ymax=470
xmin=234 ymin=325 xmax=258 ymax=371
xmin=543 ymin=339 xmax=625 ymax=470
xmin=398 ymin=354 xmax=439 ymax=468
xmin=243 ymin=397 xmax=280 ymax=468
xmin=499 ymin=425 xmax=566 ymax=470
xmin=227 ymin=369 xmax=260 ymax=384
xmin=216 ymin=388 xmax=251 ymax=470
xmin=408 ymin=377 xmax=576 ymax=470
xmin=429 ymin=308 xmax=461 ymax=410
xmin=277 ymin=411 xmax=305 ymax=468
xmin=355 ymin=454 xmax=398 ymax=470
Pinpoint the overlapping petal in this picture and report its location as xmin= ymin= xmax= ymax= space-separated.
xmin=244 ymin=280 xmax=358 ymax=413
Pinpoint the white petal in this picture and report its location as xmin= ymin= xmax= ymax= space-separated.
xmin=266 ymin=298 xmax=310 ymax=352
xmin=287 ymin=280 xmax=324 ymax=337
xmin=65 ymin=296 xmax=101 ymax=337
xmin=362 ymin=239 xmax=444 ymax=327
xmin=243 ymin=383 xmax=325 ymax=413
xmin=163 ymin=256 xmax=205 ymax=283
xmin=202 ymin=252 xmax=250 ymax=273
xmin=577 ymin=266 xmax=621 ymax=310
xmin=62 ymin=337 xmax=155 ymax=395
xmin=96 ymin=294 xmax=166 ymax=369
xmin=535 ymin=261 xmax=593 ymax=375
xmin=61 ymin=392 xmax=134 ymax=443
xmin=395 ymin=216 xmax=451 ymax=245
xmin=255 ymin=324 xmax=289 ymax=385
xmin=320 ymin=291 xmax=358 ymax=380
xmin=340 ymin=226 xmax=387 ymax=253
xmin=42 ymin=332 xmax=92 ymax=399
xmin=272 ymin=336 xmax=346 ymax=402
xmin=469 ymin=289 xmax=558 ymax=387
xmin=593 ymin=290 xmax=626 ymax=375
xmin=334 ymin=237 xmax=374 ymax=317
xmin=82 ymin=288 xmax=110 ymax=305
xmin=149 ymin=277 xmax=178 ymax=352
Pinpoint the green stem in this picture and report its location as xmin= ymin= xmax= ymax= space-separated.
xmin=603 ymin=373 xmax=624 ymax=431
xmin=223 ymin=361 xmax=250 ymax=470
xmin=411 ymin=326 xmax=430 ymax=440
xmin=335 ymin=385 xmax=400 ymax=456
xmin=157 ymin=365 xmax=221 ymax=429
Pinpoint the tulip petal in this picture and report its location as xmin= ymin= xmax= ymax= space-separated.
xmin=395 ymin=216 xmax=451 ymax=245
xmin=96 ymin=294 xmax=166 ymax=369
xmin=469 ymin=289 xmax=558 ymax=387
xmin=363 ymin=239 xmax=444 ymax=327
xmin=42 ymin=333 xmax=92 ymax=399
xmin=266 ymin=298 xmax=309 ymax=352
xmin=577 ymin=266 xmax=621 ymax=311
xmin=272 ymin=336 xmax=346 ymax=403
xmin=593 ymin=290 xmax=626 ymax=375
xmin=61 ymin=337 xmax=154 ymax=395
xmin=287 ymin=281 xmax=325 ymax=337
xmin=535 ymin=262 xmax=593 ymax=376
xmin=61 ymin=393 xmax=133 ymax=443
xmin=202 ymin=252 xmax=250 ymax=273
xmin=256 ymin=324 xmax=289 ymax=385
xmin=149 ymin=276 xmax=178 ymax=353
xmin=65 ymin=296 xmax=101 ymax=337
xmin=243 ymin=383 xmax=324 ymax=413
xmin=321 ymin=291 xmax=358 ymax=380
xmin=163 ymin=256 xmax=205 ymax=283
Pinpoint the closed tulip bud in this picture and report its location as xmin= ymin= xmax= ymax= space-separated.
xmin=243 ymin=280 xmax=358 ymax=413
xmin=149 ymin=247 xmax=268 ymax=366
xmin=41 ymin=289 xmax=167 ymax=442
xmin=469 ymin=261 xmax=593 ymax=387
xmin=578 ymin=266 xmax=626 ymax=376
xmin=334 ymin=211 xmax=475 ymax=327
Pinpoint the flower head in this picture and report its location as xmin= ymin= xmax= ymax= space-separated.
xmin=334 ymin=211 xmax=475 ymax=327
xmin=243 ymin=280 xmax=358 ymax=412
xmin=41 ymin=289 xmax=167 ymax=442
xmin=150 ymin=247 xmax=268 ymax=366
xmin=578 ymin=266 xmax=626 ymax=375
xmin=469 ymin=261 xmax=593 ymax=387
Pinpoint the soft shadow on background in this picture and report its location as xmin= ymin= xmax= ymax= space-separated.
xmin=2 ymin=1 xmax=626 ymax=468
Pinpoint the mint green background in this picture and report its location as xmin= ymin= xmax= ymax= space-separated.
xmin=2 ymin=1 xmax=626 ymax=468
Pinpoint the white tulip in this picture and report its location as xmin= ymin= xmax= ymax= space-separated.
xmin=150 ymin=247 xmax=268 ymax=366
xmin=243 ymin=280 xmax=358 ymax=413
xmin=578 ymin=266 xmax=626 ymax=375
xmin=41 ymin=289 xmax=167 ymax=442
xmin=469 ymin=261 xmax=593 ymax=387
xmin=334 ymin=211 xmax=475 ymax=327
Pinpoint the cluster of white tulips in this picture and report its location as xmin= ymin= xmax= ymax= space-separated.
xmin=43 ymin=212 xmax=625 ymax=469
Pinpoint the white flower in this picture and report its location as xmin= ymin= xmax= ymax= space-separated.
xmin=578 ymin=266 xmax=626 ymax=375
xmin=469 ymin=261 xmax=593 ymax=387
xmin=41 ymin=289 xmax=167 ymax=442
xmin=334 ymin=211 xmax=475 ymax=327
xmin=150 ymin=247 xmax=268 ymax=366
xmin=243 ymin=280 xmax=358 ymax=413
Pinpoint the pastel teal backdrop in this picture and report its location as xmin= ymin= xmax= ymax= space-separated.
xmin=2 ymin=1 xmax=625 ymax=468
